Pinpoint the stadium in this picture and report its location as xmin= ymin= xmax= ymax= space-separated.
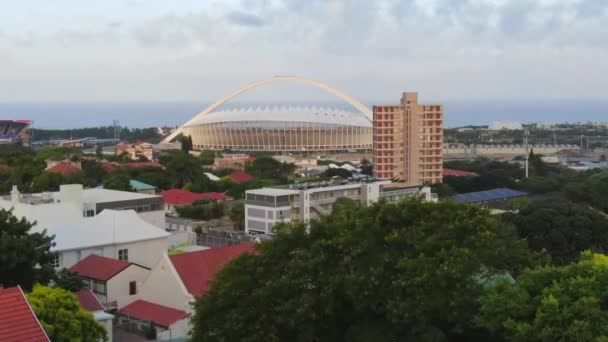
xmin=0 ymin=120 xmax=31 ymax=144
xmin=164 ymin=76 xmax=373 ymax=152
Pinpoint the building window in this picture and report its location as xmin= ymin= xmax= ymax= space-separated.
xmin=93 ymin=281 xmax=106 ymax=295
xmin=129 ymin=281 xmax=137 ymax=295
xmin=84 ymin=209 xmax=95 ymax=217
xmin=118 ymin=249 xmax=128 ymax=261
xmin=51 ymin=254 xmax=60 ymax=268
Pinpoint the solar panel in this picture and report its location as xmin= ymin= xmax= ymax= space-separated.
xmin=452 ymin=188 xmax=528 ymax=203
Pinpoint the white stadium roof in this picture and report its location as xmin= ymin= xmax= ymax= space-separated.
xmin=185 ymin=106 xmax=372 ymax=127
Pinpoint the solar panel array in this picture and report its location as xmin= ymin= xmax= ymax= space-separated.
xmin=452 ymin=188 xmax=528 ymax=203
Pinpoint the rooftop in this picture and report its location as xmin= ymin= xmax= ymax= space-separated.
xmin=453 ymin=188 xmax=529 ymax=203
xmin=443 ymin=168 xmax=477 ymax=177
xmin=228 ymin=171 xmax=254 ymax=184
xmin=69 ymin=254 xmax=145 ymax=282
xmin=246 ymin=188 xmax=299 ymax=196
xmin=40 ymin=209 xmax=170 ymax=251
xmin=0 ymin=286 xmax=50 ymax=342
xmin=74 ymin=288 xmax=105 ymax=312
xmin=47 ymin=163 xmax=81 ymax=175
xmin=169 ymin=242 xmax=256 ymax=297
xmin=2 ymin=185 xmax=162 ymax=206
xmin=119 ymin=300 xmax=187 ymax=329
xmin=161 ymin=189 xmax=233 ymax=205
xmin=129 ymin=179 xmax=157 ymax=191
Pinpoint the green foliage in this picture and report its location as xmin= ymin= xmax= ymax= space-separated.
xmin=443 ymin=157 xmax=524 ymax=193
xmin=178 ymin=134 xmax=194 ymax=152
xmin=103 ymin=173 xmax=133 ymax=192
xmin=360 ymin=158 xmax=372 ymax=176
xmin=477 ymin=251 xmax=608 ymax=341
xmin=566 ymin=171 xmax=608 ymax=212
xmin=53 ymin=268 xmax=86 ymax=292
xmin=34 ymin=147 xmax=81 ymax=164
xmin=505 ymin=199 xmax=608 ymax=265
xmin=229 ymin=202 xmax=245 ymax=230
xmin=0 ymin=209 xmax=55 ymax=291
xmin=190 ymin=173 xmax=218 ymax=193
xmin=81 ymin=160 xmax=108 ymax=187
xmin=506 ymin=197 xmax=530 ymax=211
xmin=175 ymin=201 xmax=224 ymax=220
xmin=199 ymin=150 xmax=217 ymax=165
xmin=95 ymin=145 xmax=103 ymax=158
xmin=430 ymin=182 xmax=455 ymax=198
xmin=26 ymin=285 xmax=108 ymax=342
xmin=516 ymin=175 xmax=560 ymax=194
xmin=159 ymin=150 xmax=203 ymax=188
xmin=245 ymin=156 xmax=295 ymax=183
xmin=0 ymin=144 xmax=35 ymax=166
xmin=323 ymin=167 xmax=353 ymax=179
xmin=31 ymin=172 xmax=68 ymax=192
xmin=192 ymin=199 xmax=530 ymax=341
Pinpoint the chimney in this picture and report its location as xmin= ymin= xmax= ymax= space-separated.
xmin=10 ymin=186 xmax=20 ymax=204
xmin=59 ymin=184 xmax=84 ymax=212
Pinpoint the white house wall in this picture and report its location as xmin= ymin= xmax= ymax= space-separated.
xmin=108 ymin=265 xmax=150 ymax=307
xmin=136 ymin=210 xmax=166 ymax=228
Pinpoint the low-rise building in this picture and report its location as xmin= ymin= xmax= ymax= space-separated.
xmin=130 ymin=180 xmax=157 ymax=195
xmin=245 ymin=179 xmax=433 ymax=235
xmin=0 ymin=184 xmax=165 ymax=228
xmin=74 ymin=288 xmax=114 ymax=341
xmin=115 ymin=142 xmax=154 ymax=161
xmin=116 ymin=243 xmax=256 ymax=340
xmin=70 ymin=255 xmax=150 ymax=310
xmin=160 ymin=189 xmax=233 ymax=215
xmin=212 ymin=153 xmax=255 ymax=171
xmin=45 ymin=209 xmax=170 ymax=270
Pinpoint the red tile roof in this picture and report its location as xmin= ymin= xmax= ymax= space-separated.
xmin=69 ymin=255 xmax=133 ymax=282
xmin=0 ymin=286 xmax=50 ymax=342
xmin=0 ymin=163 xmax=11 ymax=170
xmin=244 ymin=156 xmax=256 ymax=163
xmin=443 ymin=168 xmax=477 ymax=177
xmin=74 ymin=288 xmax=105 ymax=312
xmin=119 ymin=300 xmax=187 ymax=328
xmin=122 ymin=161 xmax=162 ymax=168
xmin=229 ymin=171 xmax=254 ymax=184
xmin=100 ymin=162 xmax=119 ymax=173
xmin=160 ymin=189 xmax=233 ymax=205
xmin=170 ymin=242 xmax=256 ymax=297
xmin=47 ymin=163 xmax=81 ymax=175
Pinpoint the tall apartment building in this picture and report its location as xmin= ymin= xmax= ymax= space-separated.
xmin=373 ymin=92 xmax=443 ymax=185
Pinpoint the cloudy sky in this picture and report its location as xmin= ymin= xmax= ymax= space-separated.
xmin=1 ymin=0 xmax=607 ymax=104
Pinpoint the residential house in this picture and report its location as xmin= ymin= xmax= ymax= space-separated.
xmin=212 ymin=154 xmax=255 ymax=171
xmin=0 ymin=286 xmax=50 ymax=342
xmin=70 ymin=255 xmax=150 ymax=310
xmin=44 ymin=209 xmax=170 ymax=270
xmin=115 ymin=142 xmax=154 ymax=161
xmin=117 ymin=242 xmax=256 ymax=340
xmin=160 ymin=189 xmax=233 ymax=215
xmin=74 ymin=288 xmax=114 ymax=341
xmin=228 ymin=171 xmax=254 ymax=184
xmin=0 ymin=184 xmax=166 ymax=228
xmin=130 ymin=180 xmax=157 ymax=195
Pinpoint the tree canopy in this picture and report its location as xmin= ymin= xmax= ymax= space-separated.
xmin=192 ymin=199 xmax=530 ymax=341
xmin=505 ymin=199 xmax=608 ymax=265
xmin=0 ymin=209 xmax=55 ymax=290
xmin=477 ymin=251 xmax=608 ymax=341
xmin=102 ymin=173 xmax=133 ymax=192
xmin=26 ymin=285 xmax=108 ymax=342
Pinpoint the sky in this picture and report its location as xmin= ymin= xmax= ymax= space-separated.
xmin=0 ymin=0 xmax=607 ymax=115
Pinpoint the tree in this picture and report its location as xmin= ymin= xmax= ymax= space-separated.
xmin=476 ymin=251 xmax=608 ymax=341
xmin=229 ymin=202 xmax=245 ymax=230
xmin=566 ymin=171 xmax=608 ymax=212
xmin=504 ymin=199 xmax=608 ymax=265
xmin=31 ymin=172 xmax=67 ymax=192
xmin=162 ymin=150 xmax=202 ymax=188
xmin=27 ymin=285 xmax=108 ymax=342
xmin=103 ymin=173 xmax=133 ymax=192
xmin=179 ymin=134 xmax=193 ymax=152
xmin=516 ymin=175 xmax=560 ymax=194
xmin=245 ymin=156 xmax=295 ymax=183
xmin=0 ymin=209 xmax=55 ymax=291
xmin=192 ymin=199 xmax=530 ymax=341
xmin=95 ymin=144 xmax=103 ymax=159
xmin=53 ymin=268 xmax=86 ymax=292
xmin=360 ymin=159 xmax=372 ymax=176
xmin=81 ymin=160 xmax=108 ymax=187
xmin=199 ymin=150 xmax=217 ymax=165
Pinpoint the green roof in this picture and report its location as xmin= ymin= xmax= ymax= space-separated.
xmin=130 ymin=179 xmax=156 ymax=191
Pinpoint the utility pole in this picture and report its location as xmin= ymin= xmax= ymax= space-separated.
xmin=580 ymin=135 xmax=584 ymax=151
xmin=553 ymin=130 xmax=557 ymax=145
xmin=524 ymin=129 xmax=529 ymax=178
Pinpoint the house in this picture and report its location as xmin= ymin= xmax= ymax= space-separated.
xmin=115 ymin=142 xmax=154 ymax=161
xmin=74 ymin=288 xmax=114 ymax=341
xmin=130 ymin=179 xmax=157 ymax=195
xmin=100 ymin=162 xmax=119 ymax=173
xmin=116 ymin=243 xmax=256 ymax=340
xmin=452 ymin=188 xmax=529 ymax=209
xmin=0 ymin=286 xmax=50 ymax=342
xmin=45 ymin=157 xmax=82 ymax=172
xmin=0 ymin=184 xmax=166 ymax=229
xmin=70 ymin=255 xmax=150 ymax=310
xmin=44 ymin=209 xmax=170 ymax=270
xmin=228 ymin=171 xmax=254 ymax=184
xmin=47 ymin=162 xmax=82 ymax=176
xmin=160 ymin=189 xmax=233 ymax=215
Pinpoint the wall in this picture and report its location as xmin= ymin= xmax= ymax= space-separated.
xmin=108 ymin=264 xmax=150 ymax=307
xmin=157 ymin=319 xmax=189 ymax=341
xmin=137 ymin=210 xmax=166 ymax=228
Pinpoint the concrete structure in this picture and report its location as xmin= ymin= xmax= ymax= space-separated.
xmin=212 ymin=153 xmax=255 ymax=171
xmin=44 ymin=209 xmax=170 ymax=270
xmin=115 ymin=142 xmax=154 ymax=161
xmin=488 ymin=121 xmax=523 ymax=130
xmin=165 ymin=76 xmax=373 ymax=152
xmin=373 ymin=92 xmax=443 ymax=185
xmin=245 ymin=179 xmax=433 ymax=235
xmin=443 ymin=143 xmax=580 ymax=159
xmin=0 ymin=184 xmax=165 ymax=228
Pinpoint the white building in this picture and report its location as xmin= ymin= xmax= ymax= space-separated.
xmin=245 ymin=179 xmax=433 ymax=235
xmin=0 ymin=184 xmax=165 ymax=229
xmin=75 ymin=288 xmax=114 ymax=342
xmin=45 ymin=209 xmax=170 ymax=270
xmin=488 ymin=121 xmax=523 ymax=130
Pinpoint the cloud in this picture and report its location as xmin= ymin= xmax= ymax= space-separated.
xmin=225 ymin=11 xmax=266 ymax=27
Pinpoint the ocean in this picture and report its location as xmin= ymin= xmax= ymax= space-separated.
xmin=0 ymin=100 xmax=606 ymax=129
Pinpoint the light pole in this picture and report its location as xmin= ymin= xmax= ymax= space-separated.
xmin=524 ymin=129 xmax=529 ymax=178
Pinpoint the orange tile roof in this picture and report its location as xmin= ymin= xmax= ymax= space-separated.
xmin=0 ymin=286 xmax=49 ymax=342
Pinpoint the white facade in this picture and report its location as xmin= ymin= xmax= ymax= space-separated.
xmin=46 ymin=210 xmax=170 ymax=270
xmin=95 ymin=264 xmax=150 ymax=307
xmin=0 ymin=184 xmax=166 ymax=229
xmin=245 ymin=180 xmax=394 ymax=234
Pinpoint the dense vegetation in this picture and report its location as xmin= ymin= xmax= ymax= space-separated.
xmin=32 ymin=126 xmax=162 ymax=143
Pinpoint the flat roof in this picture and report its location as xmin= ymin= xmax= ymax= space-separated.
xmin=246 ymin=188 xmax=299 ymax=196
xmin=453 ymin=188 xmax=528 ymax=203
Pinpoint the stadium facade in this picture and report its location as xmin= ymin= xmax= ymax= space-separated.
xmin=0 ymin=120 xmax=31 ymax=144
xmin=165 ymin=76 xmax=373 ymax=152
